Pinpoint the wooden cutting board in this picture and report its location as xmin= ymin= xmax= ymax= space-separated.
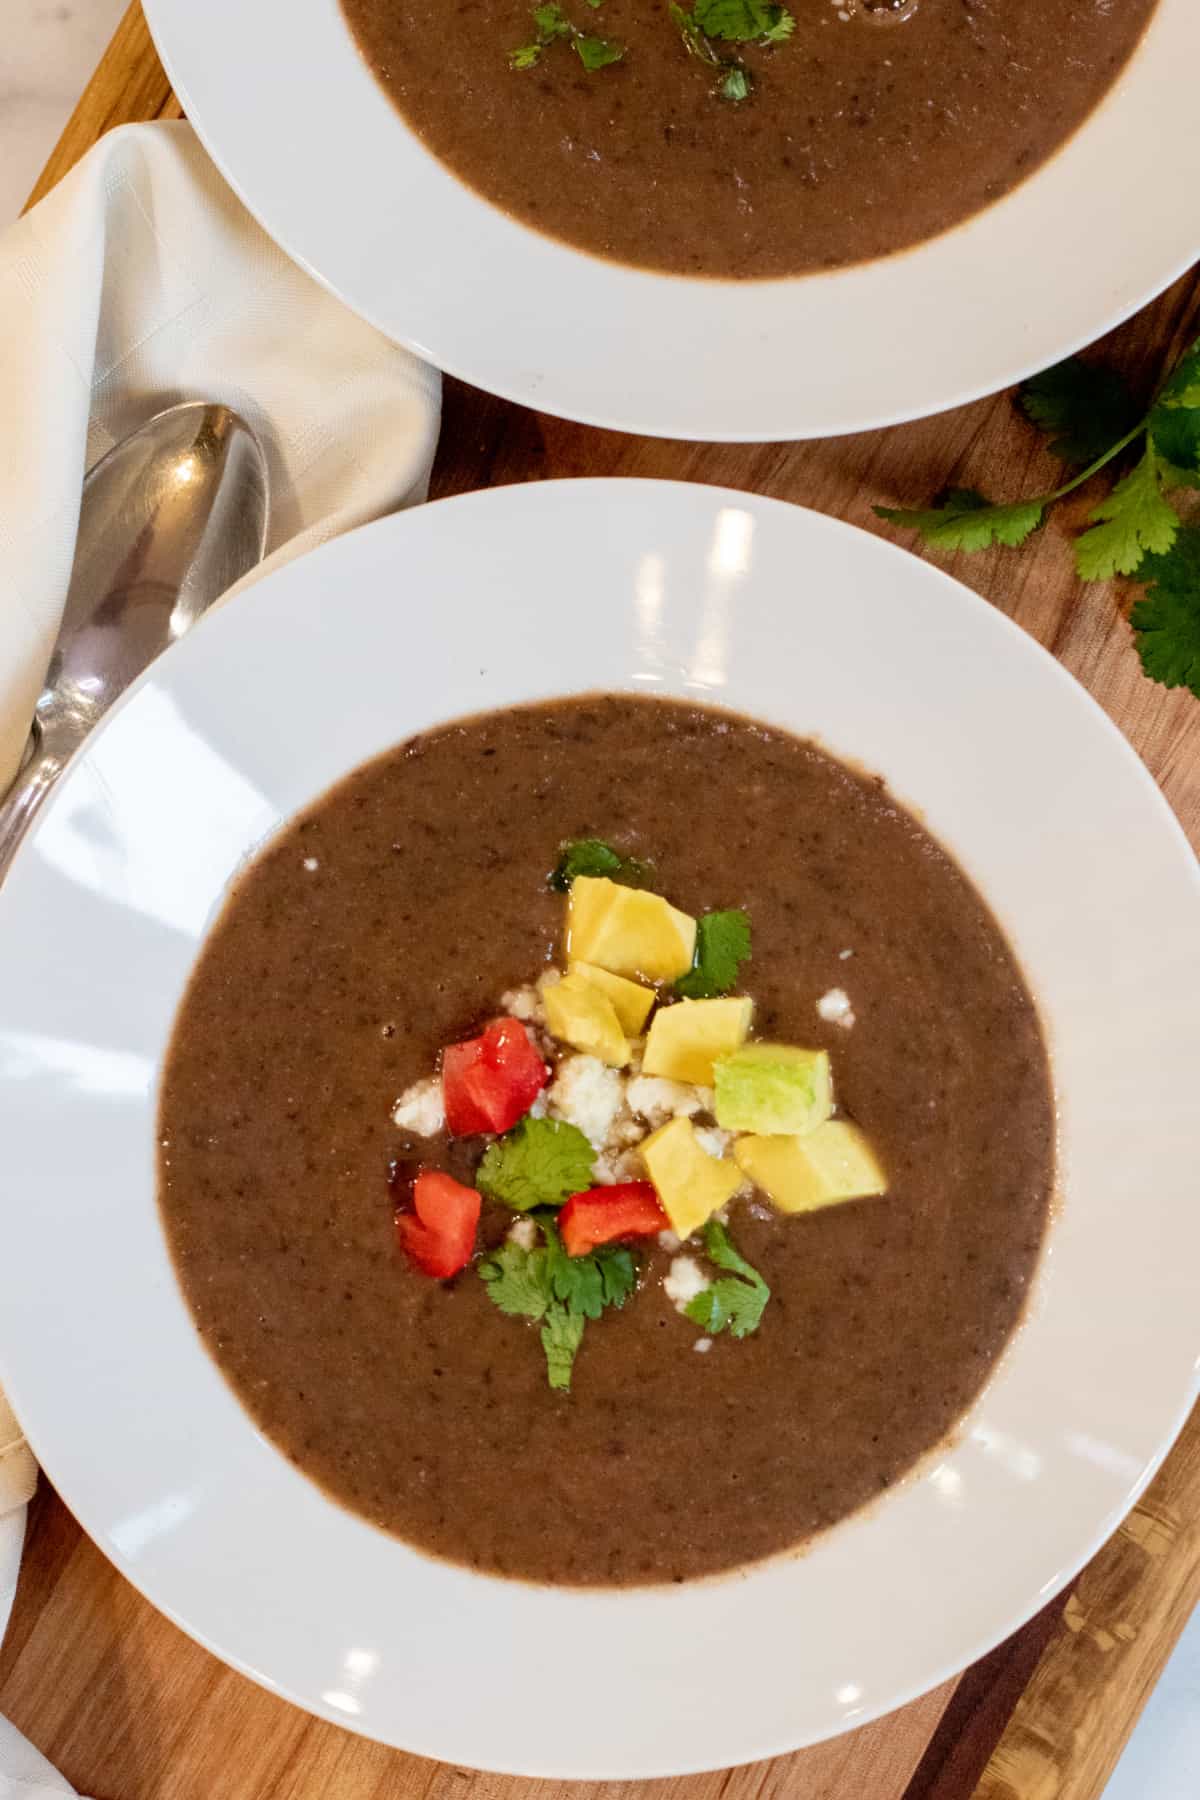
xmin=4 ymin=7 xmax=1199 ymax=1798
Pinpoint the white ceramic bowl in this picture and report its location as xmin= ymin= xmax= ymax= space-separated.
xmin=140 ymin=0 xmax=1200 ymax=440
xmin=0 ymin=481 xmax=1197 ymax=1776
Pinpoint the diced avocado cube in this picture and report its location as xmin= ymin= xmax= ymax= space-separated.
xmin=714 ymin=1044 xmax=833 ymax=1136
xmin=640 ymin=1116 xmax=743 ymax=1238
xmin=566 ymin=877 xmax=696 ymax=983
xmin=543 ymin=970 xmax=630 ymax=1068
xmin=733 ymin=1121 xmax=887 ymax=1214
xmin=642 ymin=996 xmax=753 ymax=1086
xmin=568 ymin=961 xmax=656 ymax=1034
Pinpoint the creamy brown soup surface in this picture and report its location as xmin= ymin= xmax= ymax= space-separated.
xmin=158 ymin=695 xmax=1053 ymax=1586
xmin=338 ymin=0 xmax=1158 ymax=279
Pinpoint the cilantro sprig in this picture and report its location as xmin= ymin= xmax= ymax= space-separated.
xmin=676 ymin=908 xmax=750 ymax=999
xmin=670 ymin=0 xmax=792 ymax=101
xmin=478 ymin=1216 xmax=637 ymax=1389
xmin=876 ymin=338 xmax=1200 ymax=700
xmin=476 ymin=1116 xmax=595 ymax=1211
xmin=509 ymin=2 xmax=624 ymax=72
xmin=683 ymin=1219 xmax=770 ymax=1338
xmin=549 ymin=837 xmax=652 ymax=893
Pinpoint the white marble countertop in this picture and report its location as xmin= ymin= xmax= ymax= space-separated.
xmin=0 ymin=1 xmax=1196 ymax=1794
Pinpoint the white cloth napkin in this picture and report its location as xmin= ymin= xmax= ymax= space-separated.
xmin=0 ymin=119 xmax=440 ymax=1792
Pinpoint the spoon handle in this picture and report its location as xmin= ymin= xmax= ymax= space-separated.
xmin=0 ymin=747 xmax=66 ymax=886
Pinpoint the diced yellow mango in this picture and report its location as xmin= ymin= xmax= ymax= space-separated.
xmin=640 ymin=1116 xmax=743 ymax=1239
xmin=566 ymin=877 xmax=696 ymax=983
xmin=543 ymin=971 xmax=630 ymax=1067
xmin=714 ymin=1044 xmax=832 ymax=1136
xmin=642 ymin=996 xmax=754 ymax=1087
xmin=567 ymin=961 xmax=656 ymax=1035
xmin=733 ymin=1122 xmax=887 ymax=1215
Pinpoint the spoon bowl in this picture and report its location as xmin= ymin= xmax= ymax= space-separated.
xmin=0 ymin=401 xmax=268 ymax=875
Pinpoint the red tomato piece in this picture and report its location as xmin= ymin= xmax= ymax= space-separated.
xmin=396 ymin=1170 xmax=481 ymax=1278
xmin=442 ymin=1018 xmax=548 ymax=1136
xmin=559 ymin=1182 xmax=668 ymax=1258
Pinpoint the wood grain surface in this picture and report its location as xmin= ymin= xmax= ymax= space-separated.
xmin=4 ymin=7 xmax=1198 ymax=1798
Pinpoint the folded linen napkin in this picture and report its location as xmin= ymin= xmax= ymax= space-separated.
xmin=0 ymin=115 xmax=440 ymax=1704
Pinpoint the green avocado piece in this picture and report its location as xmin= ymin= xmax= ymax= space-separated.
xmin=713 ymin=1044 xmax=832 ymax=1136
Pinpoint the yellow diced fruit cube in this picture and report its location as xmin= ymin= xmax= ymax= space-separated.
xmin=640 ymin=1117 xmax=743 ymax=1239
xmin=543 ymin=971 xmax=630 ymax=1068
xmin=714 ymin=1044 xmax=833 ymax=1136
xmin=567 ymin=961 xmax=656 ymax=1035
xmin=733 ymin=1122 xmax=888 ymax=1215
xmin=642 ymin=996 xmax=754 ymax=1087
xmin=566 ymin=877 xmax=696 ymax=983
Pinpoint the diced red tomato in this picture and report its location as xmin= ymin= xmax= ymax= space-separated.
xmin=559 ymin=1182 xmax=668 ymax=1258
xmin=396 ymin=1170 xmax=481 ymax=1278
xmin=442 ymin=1018 xmax=548 ymax=1136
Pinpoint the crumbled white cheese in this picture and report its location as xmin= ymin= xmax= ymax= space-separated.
xmin=693 ymin=1125 xmax=733 ymax=1160
xmin=657 ymin=1228 xmax=682 ymax=1252
xmin=302 ymin=856 xmax=319 ymax=872
xmin=693 ymin=1337 xmax=714 ymax=1355
xmin=626 ymin=1075 xmax=710 ymax=1127
xmin=547 ymin=1055 xmax=626 ymax=1149
xmin=839 ymin=947 xmax=854 ymax=961
xmin=391 ymin=1076 xmax=444 ymax=1136
xmin=663 ymin=1254 xmax=710 ymax=1312
xmin=536 ymin=968 xmax=562 ymax=996
xmin=501 ymin=983 xmax=542 ymax=1024
xmin=593 ymin=1148 xmax=642 ymax=1186
xmin=528 ymin=1090 xmax=549 ymax=1120
xmin=507 ymin=1216 xmax=538 ymax=1250
xmin=817 ymin=987 xmax=856 ymax=1029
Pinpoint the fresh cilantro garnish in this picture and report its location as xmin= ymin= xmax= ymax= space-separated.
xmin=876 ymin=336 xmax=1200 ymax=701
xmin=684 ymin=1219 xmax=770 ymax=1339
xmin=876 ymin=488 xmax=1044 ymax=554
xmin=693 ymin=0 xmax=792 ymax=41
xmin=575 ymin=33 xmax=624 ymax=66
xmin=671 ymin=0 xmax=787 ymax=99
xmin=1130 ymin=528 xmax=1200 ymax=694
xmin=476 ymin=1117 xmax=595 ymax=1211
xmin=675 ymin=908 xmax=751 ymax=998
xmin=509 ymin=3 xmax=623 ymax=72
xmin=478 ymin=1217 xmax=637 ymax=1390
xmin=1073 ymin=447 xmax=1178 ymax=582
xmin=1017 ymin=359 xmax=1141 ymax=467
xmin=540 ymin=1307 xmax=586 ymax=1389
xmin=477 ymin=1238 xmax=551 ymax=1318
xmin=548 ymin=837 xmax=652 ymax=891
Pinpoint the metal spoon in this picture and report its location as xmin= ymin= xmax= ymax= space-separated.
xmin=0 ymin=401 xmax=269 ymax=880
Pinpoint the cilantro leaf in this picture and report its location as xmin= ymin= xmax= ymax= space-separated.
xmin=875 ymin=488 xmax=1044 ymax=554
xmin=539 ymin=1217 xmax=637 ymax=1318
xmin=675 ymin=908 xmax=751 ymax=999
xmin=1074 ymin=447 xmax=1178 ymax=582
xmin=683 ymin=1219 xmax=770 ymax=1339
xmin=476 ymin=1118 xmax=595 ymax=1212
xmin=719 ymin=66 xmax=751 ymax=100
xmin=508 ymin=42 xmax=543 ymax=66
xmin=575 ymin=33 xmax=623 ymax=66
xmin=1149 ymin=404 xmax=1200 ymax=489
xmin=1017 ymin=359 xmax=1141 ymax=467
xmin=548 ymin=837 xmax=652 ymax=892
xmin=1154 ymin=337 xmax=1200 ymax=411
xmin=532 ymin=1 xmax=572 ymax=34
xmin=540 ymin=1304 xmax=585 ymax=1390
xmin=477 ymin=1240 xmax=551 ymax=1319
xmin=671 ymin=1 xmax=722 ymax=61
xmin=694 ymin=0 xmax=791 ymax=41
xmin=1129 ymin=528 xmax=1200 ymax=698
xmin=759 ymin=9 xmax=794 ymax=42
